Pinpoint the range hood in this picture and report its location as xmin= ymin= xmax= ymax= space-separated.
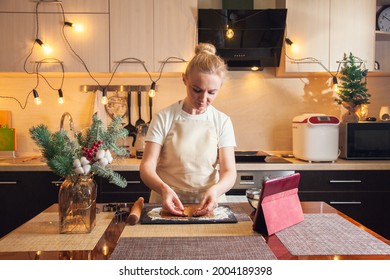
xmin=197 ymin=9 xmax=287 ymax=70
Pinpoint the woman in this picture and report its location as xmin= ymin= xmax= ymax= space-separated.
xmin=140 ymin=43 xmax=236 ymax=217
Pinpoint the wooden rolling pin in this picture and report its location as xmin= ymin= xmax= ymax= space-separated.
xmin=127 ymin=197 xmax=144 ymax=225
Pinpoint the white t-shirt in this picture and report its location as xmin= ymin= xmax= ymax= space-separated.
xmin=145 ymin=100 xmax=236 ymax=148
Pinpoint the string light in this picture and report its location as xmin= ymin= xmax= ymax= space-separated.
xmin=64 ymin=21 xmax=84 ymax=32
xmin=148 ymin=81 xmax=156 ymax=97
xmin=101 ymin=88 xmax=108 ymax=105
xmin=332 ymin=76 xmax=339 ymax=93
xmin=35 ymin=38 xmax=53 ymax=54
xmin=33 ymin=89 xmax=42 ymax=105
xmin=226 ymin=25 xmax=234 ymax=39
xmin=58 ymin=88 xmax=64 ymax=104
xmin=285 ymin=37 xmax=299 ymax=53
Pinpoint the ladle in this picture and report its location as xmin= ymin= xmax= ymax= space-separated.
xmin=135 ymin=88 xmax=146 ymax=127
xmin=123 ymin=91 xmax=137 ymax=146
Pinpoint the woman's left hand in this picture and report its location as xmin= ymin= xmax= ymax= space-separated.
xmin=193 ymin=188 xmax=219 ymax=217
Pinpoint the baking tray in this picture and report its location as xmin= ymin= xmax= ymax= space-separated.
xmin=140 ymin=205 xmax=237 ymax=224
xmin=235 ymin=151 xmax=269 ymax=163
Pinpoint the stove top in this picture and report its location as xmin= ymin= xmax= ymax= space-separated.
xmin=234 ymin=151 xmax=291 ymax=163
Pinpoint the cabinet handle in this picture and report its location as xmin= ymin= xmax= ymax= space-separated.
xmin=0 ymin=181 xmax=18 ymax=184
xmin=239 ymin=182 xmax=255 ymax=185
xmin=330 ymin=201 xmax=362 ymax=205
xmin=51 ymin=181 xmax=64 ymax=185
xmin=127 ymin=180 xmax=141 ymax=184
xmin=329 ymin=180 xmax=362 ymax=183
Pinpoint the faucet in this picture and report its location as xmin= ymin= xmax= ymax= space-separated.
xmin=60 ymin=112 xmax=74 ymax=132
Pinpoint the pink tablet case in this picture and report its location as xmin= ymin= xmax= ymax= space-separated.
xmin=253 ymin=173 xmax=304 ymax=236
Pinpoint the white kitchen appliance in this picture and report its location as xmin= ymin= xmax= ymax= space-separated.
xmin=379 ymin=106 xmax=390 ymax=121
xmin=292 ymin=114 xmax=340 ymax=162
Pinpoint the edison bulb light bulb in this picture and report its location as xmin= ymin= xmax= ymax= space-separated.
xmin=42 ymin=44 xmax=53 ymax=55
xmin=226 ymin=28 xmax=234 ymax=39
xmin=291 ymin=43 xmax=299 ymax=53
xmin=148 ymin=82 xmax=156 ymax=97
xmin=58 ymin=97 xmax=64 ymax=104
xmin=148 ymin=88 xmax=156 ymax=98
xmin=101 ymin=96 xmax=108 ymax=105
xmin=72 ymin=23 xmax=84 ymax=32
xmin=34 ymin=97 xmax=42 ymax=105
xmin=333 ymin=83 xmax=339 ymax=93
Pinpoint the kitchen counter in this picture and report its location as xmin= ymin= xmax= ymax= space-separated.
xmin=0 ymin=202 xmax=389 ymax=260
xmin=1 ymin=154 xmax=390 ymax=171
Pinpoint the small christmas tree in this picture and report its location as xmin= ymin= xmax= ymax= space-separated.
xmin=335 ymin=52 xmax=370 ymax=122
xmin=335 ymin=52 xmax=370 ymax=106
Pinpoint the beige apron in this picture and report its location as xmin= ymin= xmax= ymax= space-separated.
xmin=149 ymin=104 xmax=226 ymax=203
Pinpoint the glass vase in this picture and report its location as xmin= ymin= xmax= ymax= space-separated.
xmin=58 ymin=174 xmax=97 ymax=234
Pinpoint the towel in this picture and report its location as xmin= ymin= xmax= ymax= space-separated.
xmin=93 ymin=90 xmax=108 ymax=128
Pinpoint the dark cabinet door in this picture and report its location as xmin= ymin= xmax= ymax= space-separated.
xmin=0 ymin=172 xmax=59 ymax=238
xmin=0 ymin=172 xmax=24 ymax=237
xmin=97 ymin=171 xmax=150 ymax=203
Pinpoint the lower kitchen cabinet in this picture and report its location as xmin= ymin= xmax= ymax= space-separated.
xmin=97 ymin=171 xmax=150 ymax=203
xmin=0 ymin=172 xmax=59 ymax=238
xmin=297 ymin=170 xmax=390 ymax=240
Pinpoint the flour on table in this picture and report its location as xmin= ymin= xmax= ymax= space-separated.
xmin=147 ymin=206 xmax=231 ymax=221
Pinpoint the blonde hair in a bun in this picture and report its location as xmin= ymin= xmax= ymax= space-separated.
xmin=194 ymin=43 xmax=216 ymax=55
xmin=185 ymin=43 xmax=227 ymax=79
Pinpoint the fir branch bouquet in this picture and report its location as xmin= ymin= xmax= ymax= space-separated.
xmin=29 ymin=113 xmax=128 ymax=188
xmin=335 ymin=52 xmax=371 ymax=107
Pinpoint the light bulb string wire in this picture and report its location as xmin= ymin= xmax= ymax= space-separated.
xmin=0 ymin=80 xmax=40 ymax=110
xmin=153 ymin=57 xmax=187 ymax=84
xmin=19 ymin=2 xmax=64 ymax=101
xmin=4 ymin=2 xmax=186 ymax=108
xmin=58 ymin=2 xmax=103 ymax=89
xmin=59 ymin=3 xmax=154 ymax=93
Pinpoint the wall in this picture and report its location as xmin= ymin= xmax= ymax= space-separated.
xmin=1 ymin=70 xmax=389 ymax=157
xmin=1 ymin=0 xmax=390 ymax=157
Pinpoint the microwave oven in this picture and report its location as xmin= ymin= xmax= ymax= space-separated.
xmin=339 ymin=122 xmax=390 ymax=159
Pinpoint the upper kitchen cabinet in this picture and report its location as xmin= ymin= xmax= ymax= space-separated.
xmin=0 ymin=0 xmax=108 ymax=13
xmin=0 ymin=0 xmax=110 ymax=72
xmin=109 ymin=0 xmax=154 ymax=72
xmin=110 ymin=0 xmax=197 ymax=73
xmin=329 ymin=0 xmax=375 ymax=72
xmin=153 ymin=0 xmax=197 ymax=73
xmin=278 ymin=0 xmax=375 ymax=75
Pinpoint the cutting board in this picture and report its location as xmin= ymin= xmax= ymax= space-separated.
xmin=140 ymin=205 xmax=237 ymax=224
xmin=0 ymin=128 xmax=16 ymax=151
xmin=0 ymin=111 xmax=12 ymax=128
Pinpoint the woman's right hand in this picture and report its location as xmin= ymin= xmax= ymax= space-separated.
xmin=161 ymin=187 xmax=185 ymax=216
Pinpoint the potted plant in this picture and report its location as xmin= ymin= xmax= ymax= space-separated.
xmin=334 ymin=52 xmax=370 ymax=123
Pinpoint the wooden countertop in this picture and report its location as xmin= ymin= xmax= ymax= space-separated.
xmin=0 ymin=202 xmax=389 ymax=260
xmin=1 ymin=154 xmax=390 ymax=171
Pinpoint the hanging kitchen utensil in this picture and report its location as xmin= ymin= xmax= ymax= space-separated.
xmin=147 ymin=95 xmax=153 ymax=124
xmin=104 ymin=91 xmax=127 ymax=120
xmin=135 ymin=88 xmax=146 ymax=127
xmin=123 ymin=91 xmax=137 ymax=146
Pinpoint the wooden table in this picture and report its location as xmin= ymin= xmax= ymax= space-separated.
xmin=0 ymin=202 xmax=389 ymax=260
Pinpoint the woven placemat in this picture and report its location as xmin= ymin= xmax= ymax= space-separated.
xmin=0 ymin=212 xmax=113 ymax=252
xmin=121 ymin=221 xmax=256 ymax=238
xmin=276 ymin=214 xmax=390 ymax=255
xmin=110 ymin=236 xmax=277 ymax=260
